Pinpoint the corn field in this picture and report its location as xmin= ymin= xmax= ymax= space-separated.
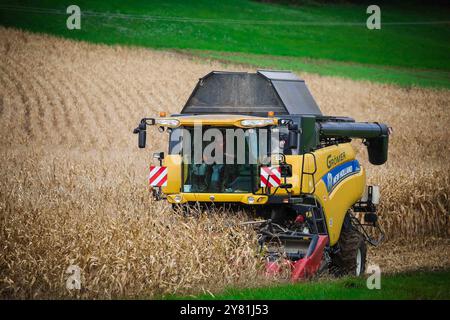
xmin=0 ymin=27 xmax=449 ymax=299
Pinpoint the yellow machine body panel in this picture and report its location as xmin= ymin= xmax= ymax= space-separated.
xmin=167 ymin=193 xmax=268 ymax=205
xmin=306 ymin=143 xmax=366 ymax=245
xmin=161 ymin=155 xmax=182 ymax=194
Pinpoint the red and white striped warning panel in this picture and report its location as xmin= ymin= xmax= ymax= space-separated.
xmin=260 ymin=166 xmax=281 ymax=188
xmin=149 ymin=165 xmax=168 ymax=187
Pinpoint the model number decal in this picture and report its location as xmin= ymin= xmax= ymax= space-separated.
xmin=327 ymin=152 xmax=346 ymax=168
xmin=322 ymin=160 xmax=360 ymax=193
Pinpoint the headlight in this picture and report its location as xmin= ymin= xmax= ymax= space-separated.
xmin=174 ymin=195 xmax=182 ymax=203
xmin=155 ymin=119 xmax=180 ymax=127
xmin=240 ymin=119 xmax=275 ymax=127
xmin=247 ymin=196 xmax=255 ymax=204
xmin=272 ymin=154 xmax=284 ymax=162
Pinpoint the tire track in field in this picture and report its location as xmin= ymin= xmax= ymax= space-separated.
xmin=89 ymin=60 xmax=134 ymax=129
xmin=0 ymin=67 xmax=17 ymax=143
xmin=1 ymin=55 xmax=57 ymax=144
xmin=102 ymin=60 xmax=137 ymax=116
xmin=0 ymin=65 xmax=47 ymax=144
xmin=54 ymin=66 xmax=98 ymax=147
xmin=105 ymin=58 xmax=168 ymax=124
xmin=2 ymin=52 xmax=71 ymax=145
xmin=69 ymin=77 xmax=103 ymax=147
xmin=10 ymin=35 xmax=117 ymax=147
xmin=100 ymin=53 xmax=154 ymax=119
xmin=40 ymin=66 xmax=84 ymax=146
xmin=52 ymin=59 xmax=110 ymax=147
xmin=4 ymin=55 xmax=70 ymax=145
xmin=50 ymin=58 xmax=117 ymax=147
xmin=74 ymin=65 xmax=127 ymax=146
xmin=107 ymin=54 xmax=153 ymax=118
xmin=47 ymin=66 xmax=95 ymax=148
xmin=60 ymin=71 xmax=113 ymax=148
xmin=98 ymin=67 xmax=142 ymax=147
xmin=94 ymin=55 xmax=158 ymax=142
xmin=39 ymin=58 xmax=104 ymax=147
xmin=129 ymin=72 xmax=159 ymax=117
xmin=0 ymin=60 xmax=32 ymax=139
xmin=0 ymin=60 xmax=34 ymax=142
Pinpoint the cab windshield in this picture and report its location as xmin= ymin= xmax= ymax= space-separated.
xmin=169 ymin=126 xmax=275 ymax=193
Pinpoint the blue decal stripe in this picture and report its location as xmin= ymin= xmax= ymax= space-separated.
xmin=321 ymin=160 xmax=360 ymax=193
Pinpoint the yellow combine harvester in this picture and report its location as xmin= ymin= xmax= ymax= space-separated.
xmin=134 ymin=71 xmax=390 ymax=279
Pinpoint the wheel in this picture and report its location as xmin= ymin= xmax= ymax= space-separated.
xmin=330 ymin=219 xmax=367 ymax=276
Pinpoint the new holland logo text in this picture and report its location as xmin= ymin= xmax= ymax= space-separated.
xmin=322 ymin=160 xmax=360 ymax=193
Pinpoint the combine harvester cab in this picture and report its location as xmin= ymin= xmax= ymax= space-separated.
xmin=134 ymin=70 xmax=390 ymax=279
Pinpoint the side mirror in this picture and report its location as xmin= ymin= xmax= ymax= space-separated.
xmin=133 ymin=121 xmax=147 ymax=148
xmin=366 ymin=135 xmax=388 ymax=165
xmin=287 ymin=124 xmax=299 ymax=149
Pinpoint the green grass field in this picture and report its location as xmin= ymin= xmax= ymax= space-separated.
xmin=168 ymin=270 xmax=450 ymax=300
xmin=0 ymin=0 xmax=449 ymax=88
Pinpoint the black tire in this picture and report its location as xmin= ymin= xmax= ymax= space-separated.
xmin=330 ymin=222 xmax=367 ymax=277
